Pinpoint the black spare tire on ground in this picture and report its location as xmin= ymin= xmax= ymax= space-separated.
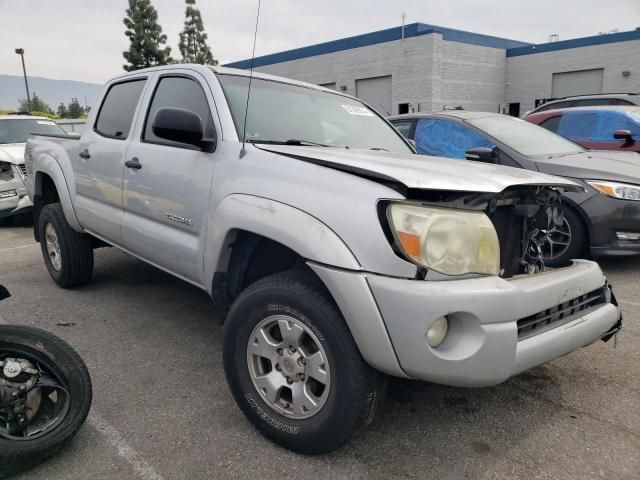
xmin=0 ymin=325 xmax=92 ymax=478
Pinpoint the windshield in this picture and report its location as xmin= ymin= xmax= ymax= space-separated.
xmin=467 ymin=115 xmax=584 ymax=159
xmin=217 ymin=74 xmax=412 ymax=153
xmin=0 ymin=119 xmax=67 ymax=144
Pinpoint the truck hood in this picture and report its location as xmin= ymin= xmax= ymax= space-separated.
xmin=0 ymin=143 xmax=26 ymax=165
xmin=259 ymin=145 xmax=582 ymax=193
xmin=537 ymin=150 xmax=640 ymax=185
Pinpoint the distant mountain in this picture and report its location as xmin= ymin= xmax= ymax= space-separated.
xmin=0 ymin=75 xmax=102 ymax=111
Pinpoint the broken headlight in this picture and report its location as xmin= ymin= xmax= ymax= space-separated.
xmin=387 ymin=203 xmax=500 ymax=276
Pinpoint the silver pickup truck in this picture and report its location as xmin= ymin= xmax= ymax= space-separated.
xmin=25 ymin=64 xmax=621 ymax=454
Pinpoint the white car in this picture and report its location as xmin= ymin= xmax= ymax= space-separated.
xmin=0 ymin=115 xmax=68 ymax=225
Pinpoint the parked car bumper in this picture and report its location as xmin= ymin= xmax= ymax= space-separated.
xmin=581 ymin=193 xmax=640 ymax=257
xmin=0 ymin=175 xmax=32 ymax=218
xmin=364 ymin=260 xmax=621 ymax=387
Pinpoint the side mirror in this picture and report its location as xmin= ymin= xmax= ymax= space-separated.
xmin=152 ymin=107 xmax=215 ymax=151
xmin=465 ymin=146 xmax=498 ymax=164
xmin=613 ymin=129 xmax=634 ymax=143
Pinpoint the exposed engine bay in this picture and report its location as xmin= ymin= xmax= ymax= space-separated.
xmin=407 ymin=185 xmax=565 ymax=278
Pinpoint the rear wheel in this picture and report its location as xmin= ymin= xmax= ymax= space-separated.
xmin=38 ymin=203 xmax=94 ymax=288
xmin=223 ymin=269 xmax=387 ymax=454
xmin=539 ymin=206 xmax=586 ymax=267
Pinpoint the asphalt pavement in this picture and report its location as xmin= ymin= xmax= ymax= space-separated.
xmin=1 ymin=217 xmax=638 ymax=480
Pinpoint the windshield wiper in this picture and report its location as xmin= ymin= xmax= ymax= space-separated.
xmin=248 ymin=139 xmax=330 ymax=147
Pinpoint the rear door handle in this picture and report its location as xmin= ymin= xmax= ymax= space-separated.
xmin=125 ymin=157 xmax=142 ymax=170
xmin=78 ymin=149 xmax=90 ymax=159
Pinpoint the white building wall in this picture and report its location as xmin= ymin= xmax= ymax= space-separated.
xmin=255 ymin=34 xmax=437 ymax=115
xmin=255 ymin=34 xmax=508 ymax=115
xmin=506 ymin=39 xmax=640 ymax=113
xmin=435 ymin=40 xmax=506 ymax=112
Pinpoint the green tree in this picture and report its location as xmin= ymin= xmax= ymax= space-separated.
xmin=178 ymin=0 xmax=217 ymax=65
xmin=57 ymin=102 xmax=68 ymax=118
xmin=122 ymin=0 xmax=173 ymax=71
xmin=18 ymin=92 xmax=49 ymax=113
xmin=67 ymin=98 xmax=84 ymax=119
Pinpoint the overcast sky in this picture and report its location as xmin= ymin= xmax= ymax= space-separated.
xmin=1 ymin=0 xmax=639 ymax=84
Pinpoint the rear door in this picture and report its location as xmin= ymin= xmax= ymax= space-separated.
xmin=121 ymin=70 xmax=220 ymax=283
xmin=75 ymin=77 xmax=147 ymax=243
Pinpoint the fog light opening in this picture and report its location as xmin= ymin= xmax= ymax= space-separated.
xmin=616 ymin=231 xmax=640 ymax=241
xmin=427 ymin=316 xmax=449 ymax=348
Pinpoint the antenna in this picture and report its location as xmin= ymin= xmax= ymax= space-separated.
xmin=240 ymin=0 xmax=262 ymax=158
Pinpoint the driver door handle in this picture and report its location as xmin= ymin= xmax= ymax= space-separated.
xmin=78 ymin=149 xmax=90 ymax=159
xmin=125 ymin=157 xmax=142 ymax=170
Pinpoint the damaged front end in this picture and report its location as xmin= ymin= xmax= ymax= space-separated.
xmin=385 ymin=185 xmax=568 ymax=279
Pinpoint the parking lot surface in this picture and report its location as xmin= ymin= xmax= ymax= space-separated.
xmin=1 ymin=218 xmax=638 ymax=480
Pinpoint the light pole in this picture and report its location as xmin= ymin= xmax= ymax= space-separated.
xmin=14 ymin=48 xmax=31 ymax=112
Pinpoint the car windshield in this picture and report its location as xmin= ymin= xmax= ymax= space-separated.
xmin=217 ymin=74 xmax=412 ymax=154
xmin=467 ymin=115 xmax=584 ymax=159
xmin=0 ymin=119 xmax=67 ymax=144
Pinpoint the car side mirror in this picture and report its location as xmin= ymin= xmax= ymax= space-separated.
xmin=152 ymin=107 xmax=215 ymax=152
xmin=465 ymin=146 xmax=498 ymax=164
xmin=613 ymin=129 xmax=634 ymax=143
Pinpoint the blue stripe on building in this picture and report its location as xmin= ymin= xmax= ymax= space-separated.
xmin=224 ymin=23 xmax=532 ymax=69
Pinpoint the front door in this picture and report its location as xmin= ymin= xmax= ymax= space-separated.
xmin=121 ymin=72 xmax=219 ymax=284
xmin=74 ymin=78 xmax=147 ymax=244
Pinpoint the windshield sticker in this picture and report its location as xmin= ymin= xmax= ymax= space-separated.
xmin=342 ymin=105 xmax=374 ymax=116
xmin=36 ymin=120 xmax=56 ymax=125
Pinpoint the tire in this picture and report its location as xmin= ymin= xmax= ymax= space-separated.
xmin=542 ymin=206 xmax=587 ymax=268
xmin=38 ymin=203 xmax=94 ymax=288
xmin=223 ymin=269 xmax=387 ymax=454
xmin=0 ymin=325 xmax=92 ymax=478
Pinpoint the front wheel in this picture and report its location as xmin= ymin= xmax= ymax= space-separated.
xmin=0 ymin=325 xmax=92 ymax=477
xmin=223 ymin=270 xmax=386 ymax=454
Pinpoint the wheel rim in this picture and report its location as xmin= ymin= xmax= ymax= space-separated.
xmin=44 ymin=223 xmax=62 ymax=272
xmin=246 ymin=315 xmax=330 ymax=420
xmin=537 ymin=218 xmax=572 ymax=261
xmin=0 ymin=348 xmax=70 ymax=441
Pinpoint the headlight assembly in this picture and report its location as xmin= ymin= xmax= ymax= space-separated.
xmin=587 ymin=180 xmax=640 ymax=201
xmin=387 ymin=203 xmax=500 ymax=276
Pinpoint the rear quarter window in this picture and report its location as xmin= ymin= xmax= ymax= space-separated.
xmin=95 ymin=79 xmax=146 ymax=139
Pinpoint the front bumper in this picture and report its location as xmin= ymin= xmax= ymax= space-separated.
xmin=0 ymin=175 xmax=32 ymax=218
xmin=366 ymin=260 xmax=621 ymax=387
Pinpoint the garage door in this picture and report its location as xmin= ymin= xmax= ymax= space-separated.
xmin=551 ymin=69 xmax=604 ymax=98
xmin=356 ymin=76 xmax=392 ymax=116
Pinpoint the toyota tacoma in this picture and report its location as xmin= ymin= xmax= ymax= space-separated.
xmin=24 ymin=65 xmax=622 ymax=453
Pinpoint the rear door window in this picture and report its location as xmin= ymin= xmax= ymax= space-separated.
xmin=95 ymin=79 xmax=146 ymax=139
xmin=414 ymin=119 xmax=493 ymax=159
xmin=143 ymin=76 xmax=216 ymax=148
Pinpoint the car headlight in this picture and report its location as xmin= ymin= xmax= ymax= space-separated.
xmin=387 ymin=203 xmax=500 ymax=276
xmin=587 ymin=180 xmax=640 ymax=201
xmin=0 ymin=161 xmax=14 ymax=180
